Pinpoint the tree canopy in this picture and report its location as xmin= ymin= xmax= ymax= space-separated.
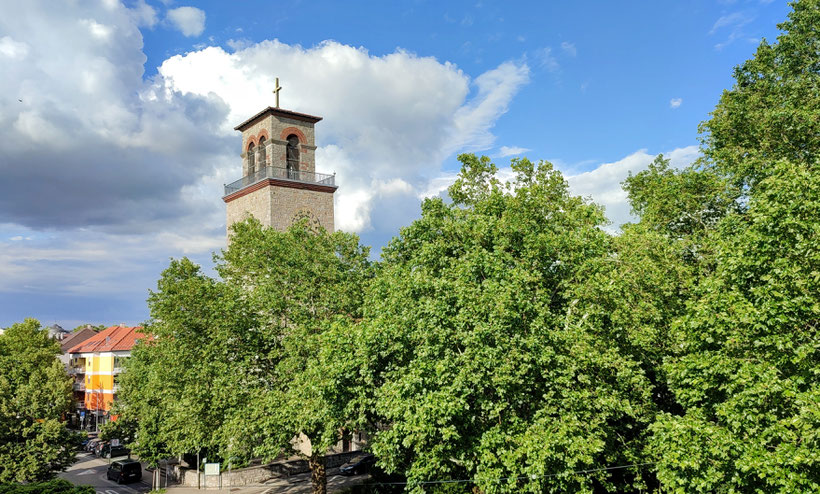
xmin=358 ymin=155 xmax=654 ymax=492
xmin=115 ymin=219 xmax=371 ymax=494
xmin=644 ymin=2 xmax=820 ymax=489
xmin=112 ymin=2 xmax=820 ymax=493
xmin=0 ymin=319 xmax=79 ymax=483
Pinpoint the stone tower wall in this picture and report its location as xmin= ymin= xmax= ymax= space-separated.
xmin=227 ymin=108 xmax=334 ymax=237
xmin=240 ymin=115 xmax=317 ymax=176
xmin=225 ymin=184 xmax=334 ymax=234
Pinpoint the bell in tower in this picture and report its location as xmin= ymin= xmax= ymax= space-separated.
xmin=222 ymin=80 xmax=337 ymax=235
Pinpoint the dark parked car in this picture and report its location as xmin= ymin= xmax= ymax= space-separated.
xmin=107 ymin=459 xmax=142 ymax=484
xmin=103 ymin=444 xmax=130 ymax=459
xmin=339 ymin=454 xmax=376 ymax=476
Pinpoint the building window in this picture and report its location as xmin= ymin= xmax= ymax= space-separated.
xmin=286 ymin=135 xmax=300 ymax=176
xmin=258 ymin=136 xmax=267 ymax=169
xmin=247 ymin=142 xmax=256 ymax=176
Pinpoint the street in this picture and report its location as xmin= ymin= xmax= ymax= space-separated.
xmin=59 ymin=451 xmax=371 ymax=494
xmin=59 ymin=452 xmax=152 ymax=494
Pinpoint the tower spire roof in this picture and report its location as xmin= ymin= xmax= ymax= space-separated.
xmin=233 ymin=107 xmax=322 ymax=131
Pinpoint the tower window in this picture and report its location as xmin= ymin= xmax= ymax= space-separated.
xmin=286 ymin=134 xmax=300 ymax=176
xmin=247 ymin=142 xmax=256 ymax=176
xmin=258 ymin=136 xmax=267 ymax=169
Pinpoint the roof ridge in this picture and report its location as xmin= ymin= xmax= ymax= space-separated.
xmin=68 ymin=325 xmax=143 ymax=353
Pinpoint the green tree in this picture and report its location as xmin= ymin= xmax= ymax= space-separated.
xmin=573 ymin=155 xmax=737 ymax=416
xmin=0 ymin=319 xmax=79 ymax=483
xmin=699 ymin=0 xmax=820 ymax=189
xmin=360 ymin=155 xmax=654 ymax=493
xmin=69 ymin=325 xmax=104 ymax=333
xmin=113 ymin=256 xmax=256 ymax=468
xmin=650 ymin=160 xmax=820 ymax=492
xmin=218 ymin=219 xmax=371 ymax=494
xmin=116 ymin=219 xmax=371 ymax=494
xmin=646 ymin=1 xmax=820 ymax=490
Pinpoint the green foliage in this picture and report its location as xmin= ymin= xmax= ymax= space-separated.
xmin=116 ymin=218 xmax=371 ymax=494
xmin=360 ymin=155 xmax=654 ymax=493
xmin=570 ymin=223 xmax=693 ymax=418
xmin=218 ymin=219 xmax=371 ymax=493
xmin=0 ymin=319 xmax=80 ymax=483
xmin=0 ymin=479 xmax=94 ymax=494
xmin=646 ymin=2 xmax=820 ymax=490
xmin=700 ymin=0 xmax=820 ymax=188
xmin=114 ymin=255 xmax=255 ymax=466
xmin=623 ymin=154 xmax=737 ymax=245
xmin=69 ymin=325 xmax=104 ymax=333
xmin=650 ymin=160 xmax=820 ymax=492
xmin=115 ymin=3 xmax=820 ymax=492
xmin=98 ymin=414 xmax=136 ymax=444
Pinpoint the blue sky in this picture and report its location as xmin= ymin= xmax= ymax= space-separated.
xmin=0 ymin=0 xmax=792 ymax=328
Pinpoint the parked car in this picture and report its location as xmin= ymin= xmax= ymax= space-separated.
xmin=339 ymin=454 xmax=376 ymax=476
xmin=102 ymin=444 xmax=130 ymax=459
xmin=94 ymin=440 xmax=109 ymax=457
xmin=107 ymin=459 xmax=142 ymax=484
xmin=83 ymin=437 xmax=99 ymax=452
xmin=85 ymin=438 xmax=100 ymax=453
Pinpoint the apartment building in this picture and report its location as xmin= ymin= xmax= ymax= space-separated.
xmin=67 ymin=325 xmax=144 ymax=430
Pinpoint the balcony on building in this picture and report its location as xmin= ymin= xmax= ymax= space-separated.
xmin=223 ymin=166 xmax=336 ymax=197
xmin=68 ymin=357 xmax=86 ymax=374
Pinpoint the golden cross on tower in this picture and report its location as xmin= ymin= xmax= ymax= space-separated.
xmin=272 ymin=77 xmax=283 ymax=108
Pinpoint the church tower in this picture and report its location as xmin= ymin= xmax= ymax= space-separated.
xmin=223 ymin=90 xmax=336 ymax=234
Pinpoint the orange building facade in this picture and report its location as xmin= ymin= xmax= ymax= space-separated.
xmin=67 ymin=325 xmax=144 ymax=429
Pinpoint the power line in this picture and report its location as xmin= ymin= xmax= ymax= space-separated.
xmin=362 ymin=461 xmax=656 ymax=487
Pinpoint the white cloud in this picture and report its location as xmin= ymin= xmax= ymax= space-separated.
xmin=417 ymin=146 xmax=701 ymax=232
xmin=449 ymin=61 xmax=530 ymax=154
xmin=710 ymin=12 xmax=752 ymax=34
xmin=0 ymin=0 xmax=532 ymax=325
xmin=560 ymin=41 xmax=577 ymax=57
xmin=166 ymin=6 xmax=205 ymax=37
xmin=670 ymin=97 xmax=683 ymax=109
xmin=81 ymin=18 xmax=114 ymax=40
xmin=535 ymin=46 xmax=559 ymax=72
xmin=710 ymin=11 xmax=755 ymax=50
xmin=498 ymin=145 xmax=531 ymax=157
xmin=129 ymin=0 xmax=158 ymax=28
xmin=563 ymin=146 xmax=699 ymax=230
xmin=0 ymin=36 xmax=29 ymax=59
xmin=158 ymin=42 xmax=529 ymax=232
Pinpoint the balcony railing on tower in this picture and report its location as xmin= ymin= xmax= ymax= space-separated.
xmin=224 ymin=166 xmax=336 ymax=196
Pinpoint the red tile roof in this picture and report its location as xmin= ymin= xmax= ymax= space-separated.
xmin=67 ymin=325 xmax=145 ymax=354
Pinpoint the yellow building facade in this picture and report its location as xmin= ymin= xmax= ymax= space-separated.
xmin=67 ymin=325 xmax=142 ymax=429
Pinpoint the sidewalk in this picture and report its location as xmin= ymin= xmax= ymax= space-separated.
xmin=165 ymin=469 xmax=370 ymax=494
xmin=164 ymin=487 xmax=272 ymax=494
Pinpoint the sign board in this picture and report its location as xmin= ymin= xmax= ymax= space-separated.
xmin=80 ymin=411 xmax=85 ymax=419
xmin=204 ymin=463 xmax=220 ymax=476
xmin=110 ymin=439 xmax=120 ymax=447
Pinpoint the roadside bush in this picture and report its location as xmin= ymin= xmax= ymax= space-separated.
xmin=0 ymin=479 xmax=94 ymax=494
